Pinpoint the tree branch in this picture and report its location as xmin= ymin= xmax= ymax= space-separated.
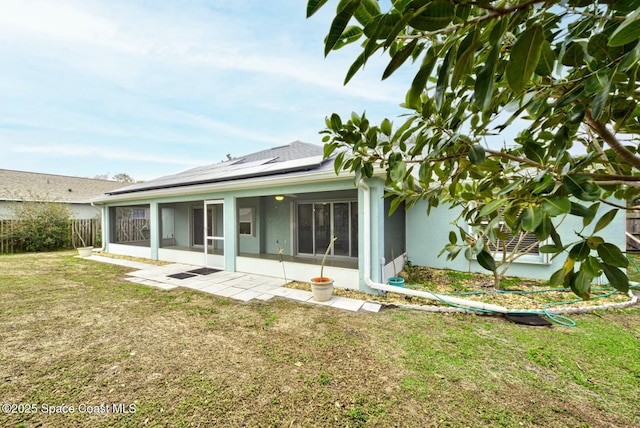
xmin=398 ymin=0 xmax=550 ymax=40
xmin=585 ymin=110 xmax=640 ymax=170
xmin=484 ymin=148 xmax=547 ymax=169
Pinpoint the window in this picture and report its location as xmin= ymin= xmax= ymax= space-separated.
xmin=239 ymin=207 xmax=254 ymax=236
xmin=471 ymin=221 xmax=548 ymax=264
xmin=109 ymin=205 xmax=150 ymax=245
xmin=297 ymin=201 xmax=358 ymax=258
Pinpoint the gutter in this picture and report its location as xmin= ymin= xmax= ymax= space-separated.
xmin=357 ymin=180 xmax=509 ymax=314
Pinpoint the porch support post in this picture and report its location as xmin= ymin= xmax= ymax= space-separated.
xmin=149 ymin=201 xmax=160 ymax=260
xmin=224 ymin=195 xmax=237 ymax=271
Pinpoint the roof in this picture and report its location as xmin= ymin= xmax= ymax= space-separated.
xmin=0 ymin=169 xmax=126 ymax=203
xmin=106 ymin=141 xmax=331 ymax=196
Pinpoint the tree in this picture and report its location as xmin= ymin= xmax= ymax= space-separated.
xmin=308 ymin=0 xmax=640 ymax=297
xmin=112 ymin=173 xmax=136 ymax=183
xmin=4 ymin=199 xmax=72 ymax=252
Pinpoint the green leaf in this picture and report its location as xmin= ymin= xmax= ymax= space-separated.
xmin=496 ymin=177 xmax=524 ymax=196
xmin=435 ymin=46 xmax=454 ymax=111
xmin=332 ymin=26 xmax=364 ymax=50
xmin=477 ymin=250 xmax=496 ymax=271
xmin=330 ymin=113 xmax=343 ymax=131
xmin=505 ymin=24 xmax=544 ymax=93
xmin=452 ymin=31 xmax=477 ymax=89
xmin=593 ymin=209 xmax=618 ymax=234
xmin=583 ymin=203 xmax=600 ymax=228
xmin=541 ymin=197 xmax=571 ymax=217
xmin=407 ymin=50 xmax=437 ymax=109
xmin=582 ymin=256 xmax=603 ymax=278
xmin=561 ymin=42 xmax=585 ymax=67
xmin=390 ymin=160 xmax=407 ymax=183
xmin=539 ymin=244 xmax=561 ymax=254
xmin=449 ymin=230 xmax=457 ymax=245
xmin=353 ymin=0 xmax=380 ymax=25
xmin=572 ymin=270 xmax=592 ymax=299
xmin=325 ymin=0 xmax=361 ymax=56
xmin=548 ymin=268 xmax=565 ymax=287
xmin=535 ymin=40 xmax=555 ymax=76
xmin=388 ymin=195 xmax=404 ymax=215
xmin=344 ymin=51 xmax=368 ymax=84
xmin=535 ymin=217 xmax=551 ymax=242
xmin=586 ymin=236 xmax=605 ymax=250
xmin=383 ymin=38 xmax=418 ymax=80
xmin=570 ymin=202 xmax=595 ymax=218
xmin=418 ymin=161 xmax=430 ymax=184
xmin=566 ymin=103 xmax=585 ymax=124
xmin=468 ymin=144 xmax=485 ymax=165
xmin=362 ymin=162 xmax=374 ymax=178
xmin=608 ymin=6 xmax=640 ymax=47
xmin=409 ymin=1 xmax=455 ymax=31
xmin=333 ymin=151 xmax=345 ymax=175
xmin=474 ymin=44 xmax=498 ymax=110
xmin=597 ymin=243 xmax=629 ymax=268
xmin=563 ymin=174 xmax=602 ymax=201
xmin=520 ymin=205 xmax=543 ymax=232
xmin=380 ymin=118 xmax=392 ymax=136
xmin=602 ymin=264 xmax=630 ymax=292
xmin=478 ymin=198 xmax=507 ymax=217
xmin=569 ymin=241 xmax=590 ymax=262
xmin=591 ymin=76 xmax=612 ymax=120
xmin=307 ymin=0 xmax=329 ymax=18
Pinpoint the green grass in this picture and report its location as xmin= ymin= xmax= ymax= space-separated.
xmin=0 ymin=251 xmax=639 ymax=427
xmin=628 ymin=253 xmax=640 ymax=283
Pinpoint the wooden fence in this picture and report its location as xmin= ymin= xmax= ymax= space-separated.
xmin=628 ymin=212 xmax=640 ymax=252
xmin=0 ymin=218 xmax=101 ymax=254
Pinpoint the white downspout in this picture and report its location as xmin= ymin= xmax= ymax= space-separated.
xmin=358 ymin=180 xmax=509 ymax=314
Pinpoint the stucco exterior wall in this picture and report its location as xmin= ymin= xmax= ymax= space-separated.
xmin=406 ymin=199 xmax=626 ymax=281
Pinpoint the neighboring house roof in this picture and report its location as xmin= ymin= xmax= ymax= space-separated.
xmin=106 ymin=141 xmax=332 ymax=196
xmin=0 ymin=169 xmax=126 ymax=203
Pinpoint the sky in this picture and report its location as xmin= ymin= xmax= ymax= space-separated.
xmin=0 ymin=0 xmax=416 ymax=181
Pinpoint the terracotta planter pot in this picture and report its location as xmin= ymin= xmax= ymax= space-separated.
xmin=310 ymin=277 xmax=334 ymax=302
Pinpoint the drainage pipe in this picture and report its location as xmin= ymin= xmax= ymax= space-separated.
xmin=357 ymin=180 xmax=510 ymax=314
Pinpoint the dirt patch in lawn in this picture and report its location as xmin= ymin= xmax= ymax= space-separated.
xmin=287 ymin=265 xmax=633 ymax=311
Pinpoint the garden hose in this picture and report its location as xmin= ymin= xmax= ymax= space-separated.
xmin=396 ymin=256 xmax=640 ymax=326
xmin=403 ymin=283 xmax=625 ymax=327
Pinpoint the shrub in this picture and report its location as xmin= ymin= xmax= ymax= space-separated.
xmin=5 ymin=201 xmax=72 ymax=252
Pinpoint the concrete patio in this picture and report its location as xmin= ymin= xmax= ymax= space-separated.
xmin=87 ymin=255 xmax=382 ymax=313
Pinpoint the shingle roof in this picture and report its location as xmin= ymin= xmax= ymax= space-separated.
xmin=235 ymin=141 xmax=324 ymax=163
xmin=0 ymin=169 xmax=126 ymax=203
xmin=107 ymin=141 xmax=331 ymax=196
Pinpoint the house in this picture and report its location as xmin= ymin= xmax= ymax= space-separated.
xmin=92 ymin=141 xmax=625 ymax=292
xmin=0 ymin=169 xmax=126 ymax=220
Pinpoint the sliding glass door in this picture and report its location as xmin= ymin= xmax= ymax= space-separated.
xmin=297 ymin=201 xmax=357 ymax=258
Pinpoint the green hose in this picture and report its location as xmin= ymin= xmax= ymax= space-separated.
xmin=404 ymin=283 xmax=623 ymax=327
xmin=398 ymin=256 xmax=640 ymax=326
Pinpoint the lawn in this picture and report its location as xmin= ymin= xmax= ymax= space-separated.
xmin=1 ymin=252 xmax=639 ymax=427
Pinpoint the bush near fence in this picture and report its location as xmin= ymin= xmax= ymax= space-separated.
xmin=0 ymin=218 xmax=101 ymax=254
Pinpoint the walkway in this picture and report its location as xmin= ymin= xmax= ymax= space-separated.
xmin=87 ymin=255 xmax=382 ymax=313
